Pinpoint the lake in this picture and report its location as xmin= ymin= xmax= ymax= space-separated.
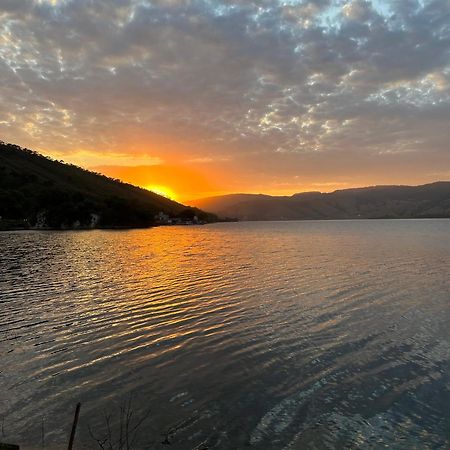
xmin=1 ymin=220 xmax=449 ymax=449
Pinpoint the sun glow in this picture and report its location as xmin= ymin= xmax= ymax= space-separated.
xmin=146 ymin=184 xmax=177 ymax=200
xmin=95 ymin=163 xmax=223 ymax=202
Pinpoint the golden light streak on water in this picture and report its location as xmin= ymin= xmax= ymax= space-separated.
xmin=1 ymin=220 xmax=449 ymax=449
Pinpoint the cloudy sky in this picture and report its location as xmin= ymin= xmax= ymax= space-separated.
xmin=1 ymin=0 xmax=449 ymax=200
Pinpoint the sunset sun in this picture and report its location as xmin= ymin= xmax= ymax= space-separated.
xmin=145 ymin=184 xmax=177 ymax=201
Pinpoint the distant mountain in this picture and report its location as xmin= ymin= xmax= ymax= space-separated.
xmin=188 ymin=183 xmax=450 ymax=221
xmin=0 ymin=141 xmax=216 ymax=230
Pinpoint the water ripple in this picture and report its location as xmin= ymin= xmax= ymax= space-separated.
xmin=1 ymin=220 xmax=449 ymax=449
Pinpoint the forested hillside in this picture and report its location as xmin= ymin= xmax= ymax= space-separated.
xmin=0 ymin=141 xmax=216 ymax=229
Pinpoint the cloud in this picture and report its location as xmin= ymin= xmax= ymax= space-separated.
xmin=343 ymin=0 xmax=373 ymax=21
xmin=0 ymin=0 xmax=449 ymax=192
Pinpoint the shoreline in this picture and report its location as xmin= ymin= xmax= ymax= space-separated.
xmin=2 ymin=216 xmax=449 ymax=232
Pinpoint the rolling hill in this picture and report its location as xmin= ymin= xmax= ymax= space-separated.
xmin=0 ymin=141 xmax=216 ymax=230
xmin=188 ymin=183 xmax=450 ymax=221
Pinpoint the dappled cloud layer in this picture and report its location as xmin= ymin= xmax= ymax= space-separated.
xmin=1 ymin=0 xmax=450 ymax=198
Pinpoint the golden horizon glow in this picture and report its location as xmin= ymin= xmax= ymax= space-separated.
xmin=89 ymin=161 xmax=447 ymax=203
xmin=93 ymin=163 xmax=227 ymax=202
xmin=145 ymin=184 xmax=177 ymax=201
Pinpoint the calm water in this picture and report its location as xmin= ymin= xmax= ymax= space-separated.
xmin=1 ymin=220 xmax=449 ymax=449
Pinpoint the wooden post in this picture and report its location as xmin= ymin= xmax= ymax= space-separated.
xmin=68 ymin=402 xmax=81 ymax=450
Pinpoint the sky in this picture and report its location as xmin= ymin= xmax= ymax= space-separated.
xmin=1 ymin=0 xmax=450 ymax=201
